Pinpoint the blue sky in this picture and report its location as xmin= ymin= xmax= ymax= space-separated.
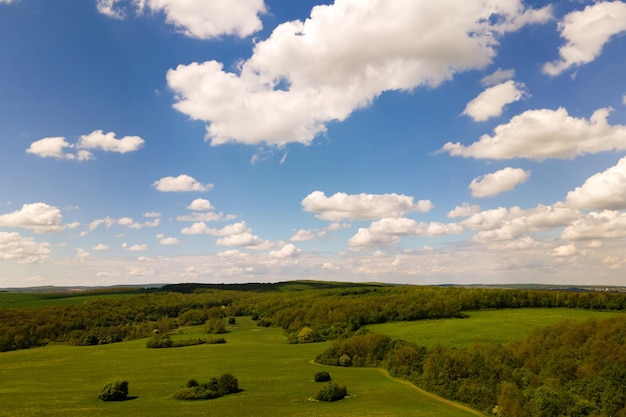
xmin=1 ymin=0 xmax=626 ymax=287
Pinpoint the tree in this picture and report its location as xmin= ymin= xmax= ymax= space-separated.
xmin=315 ymin=382 xmax=348 ymax=402
xmin=314 ymin=371 xmax=331 ymax=382
xmin=99 ymin=380 xmax=129 ymax=401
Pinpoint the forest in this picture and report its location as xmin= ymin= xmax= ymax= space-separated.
xmin=1 ymin=281 xmax=626 ymax=416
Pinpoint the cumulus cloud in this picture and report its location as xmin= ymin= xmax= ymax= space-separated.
xmin=96 ymin=0 xmax=124 ymax=19
xmin=159 ymin=237 xmax=180 ymax=245
xmin=27 ymin=130 xmax=143 ymax=160
xmin=442 ymin=107 xmax=626 ymax=160
xmin=88 ymin=216 xmax=159 ymax=231
xmin=481 ymin=68 xmax=515 ymax=86
xmin=181 ymin=221 xmax=272 ymax=249
xmin=566 ymin=156 xmax=626 ymax=210
xmin=552 ymin=244 xmax=577 ymax=257
xmin=0 ymin=203 xmax=63 ymax=233
xmin=0 ymin=232 xmax=51 ymax=263
xmin=134 ymin=0 xmax=266 ymax=39
xmin=187 ymin=198 xmax=214 ymax=211
xmin=302 ymin=191 xmax=433 ymax=221
xmin=167 ymin=0 xmax=551 ymax=146
xmin=124 ymin=243 xmax=148 ymax=251
xmin=447 ymin=203 xmax=480 ymax=218
xmin=92 ymin=243 xmax=109 ymax=251
xmin=349 ymin=217 xmax=463 ymax=248
xmin=469 ymin=167 xmax=530 ymax=198
xmin=152 ymin=175 xmax=213 ymax=192
xmin=543 ymin=1 xmax=626 ymax=76
xmin=462 ymin=80 xmax=527 ymax=122
xmin=290 ymin=229 xmax=316 ymax=242
xmin=269 ymin=243 xmax=301 ymax=259
xmin=464 ymin=205 xmax=581 ymax=243
xmin=562 ymin=211 xmax=626 ymax=240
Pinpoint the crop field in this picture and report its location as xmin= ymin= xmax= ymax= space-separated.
xmin=366 ymin=308 xmax=623 ymax=347
xmin=0 ymin=317 xmax=482 ymax=417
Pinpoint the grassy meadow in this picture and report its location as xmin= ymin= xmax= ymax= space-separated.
xmin=366 ymin=308 xmax=623 ymax=348
xmin=0 ymin=316 xmax=482 ymax=417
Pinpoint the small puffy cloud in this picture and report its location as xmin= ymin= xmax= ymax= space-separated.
xmin=566 ymin=156 xmax=626 ymax=210
xmin=0 ymin=203 xmax=63 ymax=233
xmin=27 ymin=130 xmax=143 ymax=160
xmin=159 ymin=237 xmax=180 ymax=245
xmin=26 ymin=137 xmax=86 ymax=160
xmin=77 ymin=130 xmax=144 ymax=153
xmin=462 ymin=80 xmax=527 ymax=122
xmin=290 ymin=229 xmax=316 ymax=242
xmin=349 ymin=217 xmax=463 ymax=248
xmin=469 ymin=167 xmax=530 ymax=198
xmin=152 ymin=174 xmax=213 ymax=192
xmin=562 ymin=211 xmax=626 ymax=240
xmin=447 ymin=203 xmax=480 ymax=218
xmin=135 ymin=0 xmax=266 ymax=39
xmin=442 ymin=107 xmax=626 ymax=160
xmin=552 ymin=244 xmax=577 ymax=257
xmin=88 ymin=216 xmax=159 ymax=231
xmin=216 ymin=232 xmax=269 ymax=248
xmin=143 ymin=211 xmax=161 ymax=218
xmin=543 ymin=1 xmax=626 ymax=76
xmin=481 ymin=68 xmax=515 ymax=86
xmin=302 ymin=191 xmax=433 ymax=221
xmin=187 ymin=198 xmax=214 ymax=211
xmin=0 ymin=232 xmax=51 ymax=263
xmin=96 ymin=0 xmax=124 ymax=19
xmin=92 ymin=243 xmax=109 ymax=251
xmin=269 ymin=243 xmax=301 ymax=259
xmin=125 ymin=243 xmax=148 ymax=252
xmin=167 ymin=0 xmax=550 ymax=146
xmin=75 ymin=248 xmax=90 ymax=260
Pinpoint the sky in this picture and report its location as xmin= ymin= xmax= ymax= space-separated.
xmin=1 ymin=0 xmax=626 ymax=288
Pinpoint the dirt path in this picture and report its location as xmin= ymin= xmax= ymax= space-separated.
xmin=310 ymin=360 xmax=485 ymax=416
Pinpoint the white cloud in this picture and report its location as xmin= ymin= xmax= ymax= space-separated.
xmin=167 ymin=0 xmax=551 ymax=146
xmin=469 ymin=167 xmax=530 ymax=198
xmin=96 ymin=0 xmax=125 ymax=19
xmin=152 ymin=174 xmax=213 ymax=192
xmin=187 ymin=198 xmax=214 ymax=211
xmin=125 ymin=243 xmax=148 ymax=251
xmin=159 ymin=237 xmax=180 ymax=245
xmin=562 ymin=211 xmax=626 ymax=240
xmin=543 ymin=1 xmax=626 ymax=76
xmin=464 ymin=205 xmax=581 ymax=243
xmin=349 ymin=217 xmax=463 ymax=248
xmin=143 ymin=211 xmax=161 ymax=218
xmin=443 ymin=107 xmax=626 ymax=160
xmin=447 ymin=203 xmax=480 ymax=218
xmin=302 ymin=191 xmax=433 ymax=221
xmin=77 ymin=130 xmax=144 ymax=153
xmin=75 ymin=248 xmax=91 ymax=260
xmin=481 ymin=68 xmax=515 ymax=86
xmin=0 ymin=232 xmax=51 ymax=263
xmin=88 ymin=216 xmax=159 ymax=231
xmin=462 ymin=80 xmax=527 ymax=122
xmin=269 ymin=243 xmax=301 ymax=259
xmin=135 ymin=0 xmax=266 ymax=39
xmin=0 ymin=203 xmax=63 ymax=233
xmin=566 ymin=156 xmax=626 ymax=210
xmin=552 ymin=244 xmax=577 ymax=257
xmin=0 ymin=0 xmax=18 ymax=4
xmin=290 ymin=229 xmax=316 ymax=242
xmin=27 ymin=130 xmax=143 ymax=160
xmin=92 ymin=244 xmax=109 ymax=251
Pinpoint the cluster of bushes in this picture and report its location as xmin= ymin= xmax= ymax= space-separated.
xmin=145 ymin=333 xmax=225 ymax=348
xmin=99 ymin=380 xmax=129 ymax=402
xmin=173 ymin=373 xmax=240 ymax=400
xmin=312 ymin=371 xmax=347 ymax=401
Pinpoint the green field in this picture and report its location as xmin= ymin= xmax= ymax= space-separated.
xmin=366 ymin=308 xmax=623 ymax=347
xmin=0 ymin=291 xmax=134 ymax=308
xmin=0 ymin=317 xmax=482 ymax=417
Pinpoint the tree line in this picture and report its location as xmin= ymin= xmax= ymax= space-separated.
xmin=1 ymin=283 xmax=626 ymax=352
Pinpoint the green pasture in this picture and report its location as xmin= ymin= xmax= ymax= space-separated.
xmin=0 ymin=317 xmax=481 ymax=417
xmin=0 ymin=292 xmax=129 ymax=308
xmin=366 ymin=308 xmax=623 ymax=348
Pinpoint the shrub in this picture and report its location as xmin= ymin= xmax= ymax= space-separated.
xmin=145 ymin=334 xmax=173 ymax=348
xmin=315 ymin=382 xmax=348 ymax=402
xmin=205 ymin=317 xmax=227 ymax=334
xmin=228 ymin=317 xmax=236 ymax=325
xmin=314 ymin=371 xmax=331 ymax=382
xmin=173 ymin=374 xmax=239 ymax=401
xmin=99 ymin=380 xmax=129 ymax=401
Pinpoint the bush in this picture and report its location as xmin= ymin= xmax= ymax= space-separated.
xmin=314 ymin=371 xmax=331 ymax=382
xmin=99 ymin=380 xmax=129 ymax=401
xmin=205 ymin=317 xmax=227 ymax=334
xmin=228 ymin=317 xmax=236 ymax=325
xmin=315 ymin=382 xmax=348 ymax=402
xmin=173 ymin=374 xmax=239 ymax=401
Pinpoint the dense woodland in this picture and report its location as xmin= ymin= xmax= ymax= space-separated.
xmin=2 ymin=282 xmax=626 ymax=416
